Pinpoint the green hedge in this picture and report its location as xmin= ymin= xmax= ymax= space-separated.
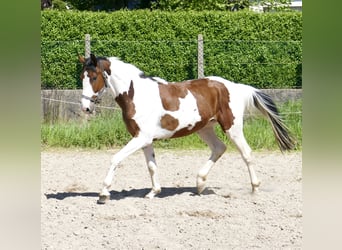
xmin=41 ymin=10 xmax=302 ymax=89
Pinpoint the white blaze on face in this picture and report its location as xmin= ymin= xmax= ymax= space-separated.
xmin=81 ymin=71 xmax=96 ymax=113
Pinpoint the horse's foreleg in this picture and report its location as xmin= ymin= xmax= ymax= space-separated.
xmin=197 ymin=127 xmax=226 ymax=194
xmin=98 ymin=136 xmax=150 ymax=204
xmin=143 ymin=144 xmax=161 ymax=198
xmin=227 ymin=124 xmax=260 ymax=192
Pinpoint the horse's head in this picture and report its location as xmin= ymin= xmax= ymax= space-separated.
xmin=79 ymin=53 xmax=111 ymax=114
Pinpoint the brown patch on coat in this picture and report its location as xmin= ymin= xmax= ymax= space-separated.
xmin=160 ymin=114 xmax=179 ymax=131
xmin=188 ymin=79 xmax=234 ymax=132
xmin=158 ymin=83 xmax=188 ymax=111
xmin=115 ymin=81 xmax=140 ymax=137
xmin=158 ymin=79 xmax=234 ymax=138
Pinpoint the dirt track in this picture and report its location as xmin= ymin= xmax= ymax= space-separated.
xmin=41 ymin=149 xmax=302 ymax=249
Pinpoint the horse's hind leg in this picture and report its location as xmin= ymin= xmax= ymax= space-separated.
xmin=196 ymin=126 xmax=227 ymax=194
xmin=143 ymin=144 xmax=161 ymax=198
xmin=227 ymin=122 xmax=261 ymax=192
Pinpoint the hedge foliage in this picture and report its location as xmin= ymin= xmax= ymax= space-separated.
xmin=41 ymin=10 xmax=302 ymax=89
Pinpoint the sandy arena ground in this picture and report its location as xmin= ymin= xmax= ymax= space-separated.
xmin=41 ymin=148 xmax=302 ymax=249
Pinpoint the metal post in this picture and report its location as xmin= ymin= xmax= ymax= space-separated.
xmin=197 ymin=34 xmax=204 ymax=79
xmin=85 ymin=34 xmax=91 ymax=58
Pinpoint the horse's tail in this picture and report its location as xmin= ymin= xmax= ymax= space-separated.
xmin=251 ymin=91 xmax=295 ymax=151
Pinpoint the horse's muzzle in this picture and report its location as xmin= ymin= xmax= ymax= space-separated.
xmin=82 ymin=106 xmax=94 ymax=114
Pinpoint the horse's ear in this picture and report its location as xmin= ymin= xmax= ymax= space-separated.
xmin=90 ymin=53 xmax=97 ymax=66
xmin=78 ymin=55 xmax=85 ymax=64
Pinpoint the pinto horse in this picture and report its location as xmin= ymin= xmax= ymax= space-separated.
xmin=79 ymin=53 xmax=295 ymax=204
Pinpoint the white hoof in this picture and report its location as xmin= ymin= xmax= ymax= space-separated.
xmin=145 ymin=188 xmax=161 ymax=199
xmin=252 ymin=181 xmax=261 ymax=192
xmin=97 ymin=188 xmax=111 ymax=204
xmin=197 ymin=176 xmax=206 ymax=194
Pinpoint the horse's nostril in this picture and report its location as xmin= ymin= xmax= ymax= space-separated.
xmin=82 ymin=107 xmax=92 ymax=113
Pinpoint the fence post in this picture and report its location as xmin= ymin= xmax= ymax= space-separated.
xmin=197 ymin=34 xmax=204 ymax=79
xmin=85 ymin=34 xmax=91 ymax=58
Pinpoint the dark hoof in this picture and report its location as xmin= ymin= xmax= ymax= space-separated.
xmin=97 ymin=195 xmax=109 ymax=204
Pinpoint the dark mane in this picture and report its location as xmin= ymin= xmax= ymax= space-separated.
xmin=139 ymin=72 xmax=151 ymax=79
xmin=139 ymin=72 xmax=168 ymax=84
xmin=84 ymin=56 xmax=109 ymax=70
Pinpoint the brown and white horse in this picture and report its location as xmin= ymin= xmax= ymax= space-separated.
xmin=79 ymin=53 xmax=295 ymax=204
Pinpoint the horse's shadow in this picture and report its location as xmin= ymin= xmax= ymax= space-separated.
xmin=44 ymin=186 xmax=215 ymax=201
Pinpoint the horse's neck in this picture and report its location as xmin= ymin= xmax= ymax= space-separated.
xmin=108 ymin=58 xmax=141 ymax=96
xmin=109 ymin=73 xmax=130 ymax=97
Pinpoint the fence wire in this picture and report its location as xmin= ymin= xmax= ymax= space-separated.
xmin=41 ymin=96 xmax=301 ymax=116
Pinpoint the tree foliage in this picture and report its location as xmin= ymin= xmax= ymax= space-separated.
xmin=260 ymin=0 xmax=292 ymax=12
xmin=41 ymin=10 xmax=302 ymax=89
xmin=150 ymin=0 xmax=250 ymax=11
xmin=43 ymin=0 xmax=293 ymax=11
